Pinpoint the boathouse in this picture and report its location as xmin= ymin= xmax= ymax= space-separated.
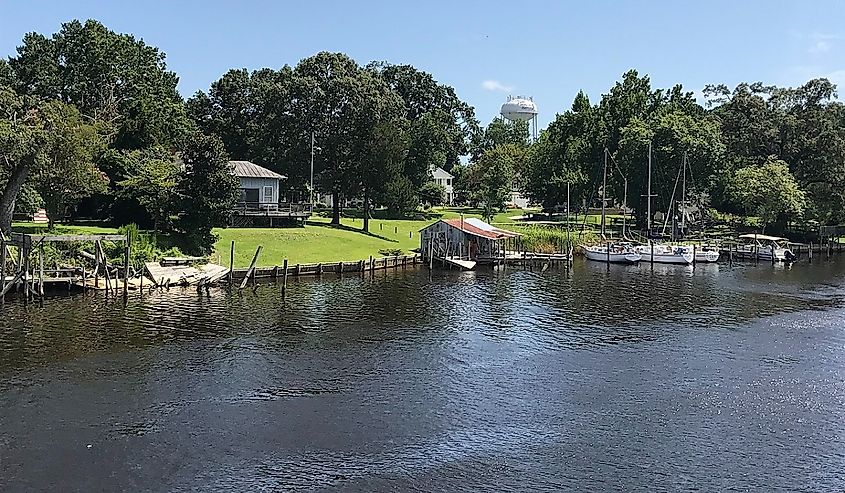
xmin=420 ymin=218 xmax=521 ymax=262
xmin=229 ymin=160 xmax=311 ymax=226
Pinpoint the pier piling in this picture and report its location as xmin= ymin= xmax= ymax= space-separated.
xmin=282 ymin=259 xmax=289 ymax=296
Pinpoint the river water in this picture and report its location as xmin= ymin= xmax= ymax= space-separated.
xmin=1 ymin=257 xmax=844 ymax=491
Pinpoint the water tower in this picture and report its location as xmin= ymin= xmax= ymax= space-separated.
xmin=500 ymin=95 xmax=539 ymax=142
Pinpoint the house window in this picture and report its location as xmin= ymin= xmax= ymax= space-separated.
xmin=262 ymin=185 xmax=274 ymax=204
xmin=446 ymin=179 xmax=451 ymax=186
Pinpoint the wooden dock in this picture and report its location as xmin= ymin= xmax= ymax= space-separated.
xmin=231 ymin=254 xmax=423 ymax=280
xmin=435 ymin=256 xmax=477 ymax=270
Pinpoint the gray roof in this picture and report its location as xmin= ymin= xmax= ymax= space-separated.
xmin=229 ymin=160 xmax=286 ymax=180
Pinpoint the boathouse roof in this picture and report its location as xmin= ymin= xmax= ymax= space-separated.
xmin=229 ymin=160 xmax=286 ymax=180
xmin=421 ymin=218 xmax=521 ymax=240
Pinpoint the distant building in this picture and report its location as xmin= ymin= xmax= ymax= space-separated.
xmin=231 ymin=160 xmax=285 ymax=208
xmin=229 ymin=160 xmax=309 ymax=226
xmin=430 ymin=166 xmax=455 ymax=205
xmin=509 ymin=175 xmax=530 ymax=209
xmin=419 ymin=217 xmax=521 ymax=261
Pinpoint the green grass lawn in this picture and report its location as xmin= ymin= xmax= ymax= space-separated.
xmin=11 ymin=222 xmax=120 ymax=235
xmin=11 ymin=207 xmax=604 ymax=268
xmin=214 ymin=218 xmax=426 ymax=268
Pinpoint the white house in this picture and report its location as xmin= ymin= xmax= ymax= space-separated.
xmin=230 ymin=160 xmax=285 ymax=209
xmin=431 ymin=166 xmax=455 ymax=205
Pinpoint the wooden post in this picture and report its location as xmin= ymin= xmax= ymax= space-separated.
xmin=606 ymin=242 xmax=610 ymax=266
xmin=281 ymin=258 xmax=289 ymax=296
xmin=771 ymin=245 xmax=776 ymax=265
xmin=94 ymin=241 xmax=100 ymax=289
xmin=369 ymin=255 xmax=374 ymax=274
xmin=0 ymin=234 xmax=6 ymax=302
xmin=22 ymin=238 xmax=29 ymax=301
xmin=728 ymin=244 xmax=733 ymax=267
xmin=228 ymin=240 xmax=235 ymax=286
xmin=239 ymin=246 xmax=262 ymax=290
xmin=809 ymin=242 xmax=813 ymax=263
xmin=692 ymin=244 xmax=697 ymax=269
xmin=649 ymin=239 xmax=654 ymax=266
xmin=317 ymin=263 xmax=323 ymax=275
xmin=38 ymin=240 xmax=44 ymax=299
xmin=429 ymin=237 xmax=434 ymax=269
xmin=123 ymin=236 xmax=130 ymax=298
xmin=394 ymin=226 xmax=398 ymax=234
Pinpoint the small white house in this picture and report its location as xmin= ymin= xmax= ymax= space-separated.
xmin=230 ymin=160 xmax=286 ymax=209
xmin=430 ymin=166 xmax=455 ymax=205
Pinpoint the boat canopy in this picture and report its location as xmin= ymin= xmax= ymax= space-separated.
xmin=738 ymin=234 xmax=787 ymax=241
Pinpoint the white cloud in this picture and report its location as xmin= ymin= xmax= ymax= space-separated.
xmin=809 ymin=39 xmax=832 ymax=55
xmin=481 ymin=80 xmax=513 ymax=92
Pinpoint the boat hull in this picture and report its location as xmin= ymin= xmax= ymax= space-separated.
xmin=635 ymin=246 xmax=694 ymax=265
xmin=582 ymin=247 xmax=641 ymax=264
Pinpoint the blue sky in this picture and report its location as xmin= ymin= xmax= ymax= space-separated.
xmin=1 ymin=0 xmax=843 ymax=127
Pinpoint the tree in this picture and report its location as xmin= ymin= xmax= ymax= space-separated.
xmin=0 ymin=86 xmax=42 ymax=232
xmin=8 ymin=19 xmax=190 ymax=150
xmin=117 ymin=152 xmax=179 ymax=232
xmin=471 ymin=117 xmax=529 ymax=161
xmin=369 ymin=62 xmax=478 ymax=172
xmin=524 ymin=91 xmax=600 ymax=211
xmin=418 ymin=181 xmax=445 ymax=206
xmin=33 ymin=101 xmax=108 ymax=228
xmin=176 ymin=133 xmax=238 ymax=253
xmin=472 ymin=144 xmax=522 ymax=220
xmin=0 ymin=86 xmax=106 ymax=231
xmin=359 ymin=120 xmax=408 ymax=231
xmin=727 ymin=158 xmax=806 ymax=233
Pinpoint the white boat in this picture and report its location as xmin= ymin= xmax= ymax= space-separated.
xmin=676 ymin=244 xmax=720 ymax=263
xmin=634 ymin=244 xmax=694 ymax=265
xmin=731 ymin=234 xmax=797 ymax=262
xmin=582 ymin=244 xmax=642 ymax=264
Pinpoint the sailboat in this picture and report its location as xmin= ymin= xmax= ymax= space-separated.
xmin=635 ymin=143 xmax=695 ymax=265
xmin=581 ymin=148 xmax=642 ymax=264
xmin=655 ymin=150 xmax=721 ymax=263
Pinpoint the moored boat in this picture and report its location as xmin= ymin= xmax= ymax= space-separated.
xmin=634 ymin=244 xmax=694 ymax=265
xmin=729 ymin=234 xmax=797 ymax=262
xmin=582 ymin=244 xmax=642 ymax=264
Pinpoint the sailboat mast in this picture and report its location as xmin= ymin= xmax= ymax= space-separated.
xmin=681 ymin=151 xmax=687 ymax=232
xmin=647 ymin=141 xmax=652 ymax=235
xmin=601 ymin=149 xmax=607 ymax=238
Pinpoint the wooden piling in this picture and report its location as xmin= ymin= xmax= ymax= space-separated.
xmin=228 ymin=240 xmax=235 ymax=286
xmin=38 ymin=240 xmax=44 ymax=299
xmin=692 ymin=244 xmax=697 ymax=269
xmin=809 ymin=242 xmax=813 ymax=263
xmin=123 ymin=236 xmax=130 ymax=298
xmin=771 ymin=245 xmax=776 ymax=266
xmin=649 ymin=239 xmax=654 ymax=266
xmin=239 ymin=246 xmax=262 ymax=290
xmin=282 ymin=259 xmax=289 ymax=296
xmin=23 ymin=239 xmax=29 ymax=301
